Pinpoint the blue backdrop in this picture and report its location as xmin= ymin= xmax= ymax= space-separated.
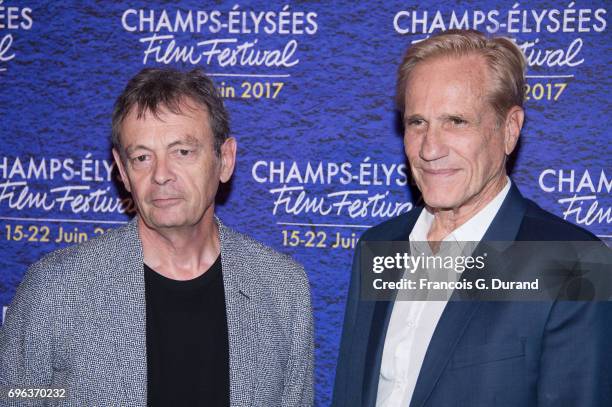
xmin=1 ymin=1 xmax=610 ymax=405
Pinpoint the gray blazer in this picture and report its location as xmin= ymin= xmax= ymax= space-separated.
xmin=0 ymin=218 xmax=313 ymax=406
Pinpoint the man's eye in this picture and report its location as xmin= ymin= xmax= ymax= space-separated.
xmin=450 ymin=117 xmax=467 ymax=125
xmin=174 ymin=148 xmax=193 ymax=157
xmin=131 ymin=155 xmax=148 ymax=163
xmin=407 ymin=119 xmax=424 ymax=126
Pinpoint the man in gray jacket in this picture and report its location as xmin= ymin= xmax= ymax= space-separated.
xmin=0 ymin=68 xmax=313 ymax=406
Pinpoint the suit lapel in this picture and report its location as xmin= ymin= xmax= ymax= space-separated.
xmin=362 ymin=209 xmax=421 ymax=406
xmin=105 ymin=219 xmax=148 ymax=406
xmin=408 ymin=302 xmax=481 ymax=407
xmin=218 ymin=222 xmax=258 ymax=406
xmin=409 ymin=182 xmax=528 ymax=407
xmin=480 ymin=182 xmax=527 ymax=242
xmin=362 ymin=297 xmax=398 ymax=406
xmin=105 ymin=218 xmax=262 ymax=406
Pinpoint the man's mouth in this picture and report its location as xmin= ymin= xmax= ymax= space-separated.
xmin=150 ymin=197 xmax=182 ymax=208
xmin=421 ymin=168 xmax=459 ymax=177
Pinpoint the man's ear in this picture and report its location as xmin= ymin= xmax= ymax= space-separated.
xmin=112 ymin=148 xmax=131 ymax=193
xmin=503 ymin=106 xmax=524 ymax=155
xmin=219 ymin=137 xmax=237 ymax=183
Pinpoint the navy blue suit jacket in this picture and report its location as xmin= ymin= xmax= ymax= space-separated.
xmin=333 ymin=183 xmax=612 ymax=407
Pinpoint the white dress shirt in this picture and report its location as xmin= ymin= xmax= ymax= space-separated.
xmin=376 ymin=179 xmax=511 ymax=407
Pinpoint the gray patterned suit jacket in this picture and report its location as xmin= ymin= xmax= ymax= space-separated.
xmin=0 ymin=218 xmax=313 ymax=406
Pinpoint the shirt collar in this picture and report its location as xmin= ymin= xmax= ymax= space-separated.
xmin=409 ymin=177 xmax=511 ymax=243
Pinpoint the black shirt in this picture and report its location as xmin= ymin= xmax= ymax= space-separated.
xmin=144 ymin=256 xmax=229 ymax=407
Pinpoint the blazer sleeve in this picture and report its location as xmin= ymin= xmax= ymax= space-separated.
xmin=537 ymin=300 xmax=612 ymax=406
xmin=0 ymin=260 xmax=58 ymax=406
xmin=281 ymin=261 xmax=314 ymax=407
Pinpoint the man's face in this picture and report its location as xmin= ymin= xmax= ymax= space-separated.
xmin=403 ymin=55 xmax=520 ymax=211
xmin=113 ymin=101 xmax=235 ymax=231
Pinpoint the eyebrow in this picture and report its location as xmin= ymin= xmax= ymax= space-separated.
xmin=125 ymin=135 xmax=203 ymax=155
xmin=404 ymin=114 xmax=424 ymax=121
xmin=403 ymin=113 xmax=479 ymax=123
xmin=167 ymin=135 xmax=203 ymax=149
xmin=438 ymin=113 xmax=480 ymax=124
xmin=125 ymin=145 xmax=152 ymax=155
xmin=440 ymin=113 xmax=466 ymax=120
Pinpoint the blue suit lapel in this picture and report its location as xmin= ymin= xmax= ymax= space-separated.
xmin=362 ymin=299 xmax=397 ymax=406
xmin=408 ymin=302 xmax=481 ymax=407
xmin=408 ymin=182 xmax=527 ymax=407
xmin=362 ymin=209 xmax=422 ymax=406
xmin=481 ymin=182 xmax=527 ymax=242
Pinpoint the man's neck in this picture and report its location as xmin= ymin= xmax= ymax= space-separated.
xmin=426 ymin=175 xmax=508 ymax=243
xmin=138 ymin=216 xmax=220 ymax=280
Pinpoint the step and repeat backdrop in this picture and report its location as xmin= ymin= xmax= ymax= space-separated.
xmin=1 ymin=1 xmax=610 ymax=404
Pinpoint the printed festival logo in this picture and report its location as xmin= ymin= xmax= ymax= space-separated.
xmin=120 ymin=5 xmax=319 ymax=100
xmin=539 ymin=168 xmax=611 ymax=228
xmin=0 ymin=0 xmax=33 ymax=72
xmin=120 ymin=5 xmax=318 ymax=70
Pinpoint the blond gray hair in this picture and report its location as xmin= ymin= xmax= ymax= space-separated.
xmin=397 ymin=29 xmax=526 ymax=123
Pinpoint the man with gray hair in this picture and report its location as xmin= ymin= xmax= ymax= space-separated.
xmin=333 ymin=29 xmax=611 ymax=406
xmin=0 ymin=68 xmax=313 ymax=406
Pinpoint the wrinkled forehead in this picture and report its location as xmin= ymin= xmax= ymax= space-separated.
xmin=404 ymin=55 xmax=491 ymax=108
xmin=127 ymin=96 xmax=210 ymax=123
xmin=119 ymin=99 xmax=214 ymax=150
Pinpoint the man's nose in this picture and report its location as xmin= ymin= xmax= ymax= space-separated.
xmin=152 ymin=156 xmax=175 ymax=185
xmin=419 ymin=125 xmax=448 ymax=162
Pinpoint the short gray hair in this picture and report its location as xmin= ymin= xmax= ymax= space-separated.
xmin=397 ymin=29 xmax=526 ymax=122
xmin=111 ymin=68 xmax=229 ymax=157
